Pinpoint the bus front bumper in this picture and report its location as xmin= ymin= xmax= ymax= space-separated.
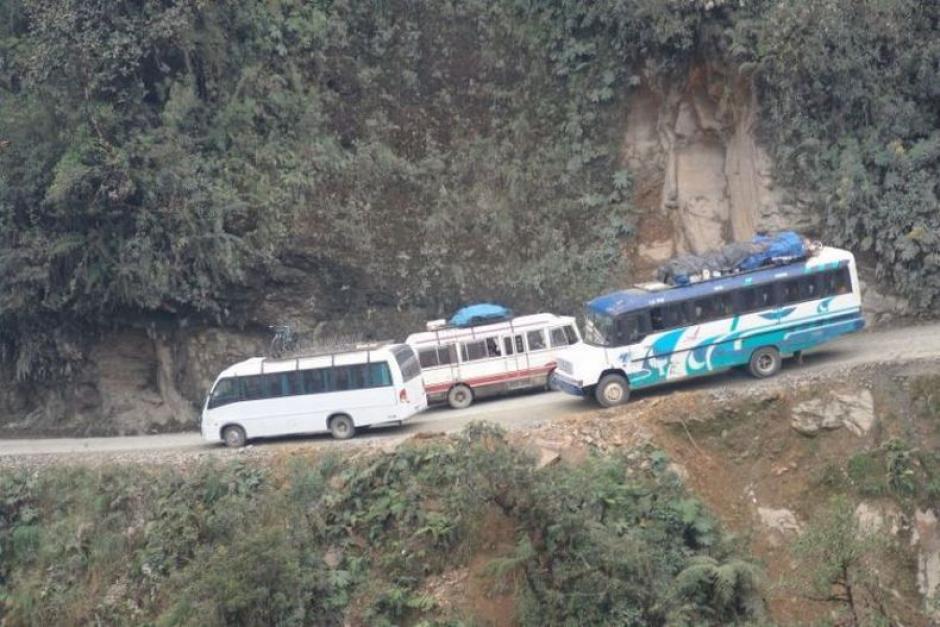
xmin=549 ymin=372 xmax=584 ymax=397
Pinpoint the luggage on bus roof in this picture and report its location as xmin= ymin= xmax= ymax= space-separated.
xmin=448 ymin=303 xmax=512 ymax=327
xmin=656 ymin=231 xmax=810 ymax=286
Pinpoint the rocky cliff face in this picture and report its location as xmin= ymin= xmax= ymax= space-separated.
xmin=622 ymin=65 xmax=816 ymax=279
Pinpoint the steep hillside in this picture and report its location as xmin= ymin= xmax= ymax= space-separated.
xmin=3 ymin=359 xmax=940 ymax=625
xmin=1 ymin=0 xmax=936 ymax=432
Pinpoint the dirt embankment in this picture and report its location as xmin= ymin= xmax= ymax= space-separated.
xmin=511 ymin=358 xmax=940 ymax=626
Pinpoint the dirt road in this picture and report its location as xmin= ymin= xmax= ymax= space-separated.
xmin=1 ymin=322 xmax=938 ymax=459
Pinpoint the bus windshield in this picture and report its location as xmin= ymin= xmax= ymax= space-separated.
xmin=583 ymin=308 xmax=615 ymax=346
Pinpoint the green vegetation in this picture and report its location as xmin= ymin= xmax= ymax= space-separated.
xmin=734 ymin=0 xmax=940 ymax=310
xmin=793 ymin=497 xmax=891 ymax=627
xmin=0 ymin=424 xmax=763 ymax=625
xmin=2 ymin=0 xmax=939 ymax=383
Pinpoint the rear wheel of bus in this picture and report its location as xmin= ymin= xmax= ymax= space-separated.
xmin=748 ymin=346 xmax=781 ymax=378
xmin=329 ymin=414 xmax=356 ymax=440
xmin=447 ymin=384 xmax=474 ymax=409
xmin=595 ymin=373 xmax=629 ymax=408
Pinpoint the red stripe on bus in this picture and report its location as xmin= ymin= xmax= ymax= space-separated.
xmin=424 ymin=364 xmax=555 ymax=394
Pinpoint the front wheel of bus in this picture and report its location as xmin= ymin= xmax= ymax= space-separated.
xmin=447 ymin=384 xmax=474 ymax=410
xmin=595 ymin=374 xmax=630 ymax=408
xmin=329 ymin=414 xmax=356 ymax=440
xmin=222 ymin=425 xmax=246 ymax=448
xmin=748 ymin=346 xmax=781 ymax=378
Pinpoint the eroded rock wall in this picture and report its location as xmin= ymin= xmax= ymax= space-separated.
xmin=623 ymin=65 xmax=815 ymax=278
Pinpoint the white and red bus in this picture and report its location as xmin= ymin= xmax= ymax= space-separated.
xmin=406 ymin=313 xmax=581 ymax=408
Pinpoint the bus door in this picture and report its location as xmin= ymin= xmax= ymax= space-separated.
xmin=500 ymin=333 xmax=525 ymax=384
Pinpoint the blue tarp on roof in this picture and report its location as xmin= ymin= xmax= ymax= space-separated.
xmin=448 ymin=303 xmax=512 ymax=327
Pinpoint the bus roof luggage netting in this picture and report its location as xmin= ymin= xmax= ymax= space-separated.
xmin=656 ymin=231 xmax=811 ymax=286
xmin=448 ymin=303 xmax=513 ymax=328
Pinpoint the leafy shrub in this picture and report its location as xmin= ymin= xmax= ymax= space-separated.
xmin=0 ymin=424 xmax=764 ymax=626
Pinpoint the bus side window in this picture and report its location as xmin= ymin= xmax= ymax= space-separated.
xmin=333 ymin=366 xmax=352 ymax=391
xmin=503 ymin=337 xmax=514 ymax=355
xmin=514 ymin=335 xmax=525 ymax=353
xmin=302 ymin=368 xmax=328 ymax=394
xmin=367 ymin=362 xmax=393 ymax=387
xmin=778 ymin=279 xmax=801 ymax=305
xmin=650 ymin=306 xmax=666 ymax=331
xmin=418 ymin=348 xmax=439 ymax=368
xmin=437 ymin=344 xmax=457 ymax=365
xmin=461 ymin=340 xmax=487 ymax=361
xmin=242 ymin=375 xmax=265 ymax=401
xmin=664 ymin=303 xmax=689 ymax=328
xmin=734 ymin=288 xmax=756 ymax=313
xmin=755 ymin=284 xmax=774 ymax=309
xmin=800 ymin=276 xmax=818 ymax=300
xmin=283 ymin=372 xmax=302 ymax=396
xmin=527 ymin=329 xmax=546 ymax=351
xmin=485 ymin=337 xmax=502 ymax=357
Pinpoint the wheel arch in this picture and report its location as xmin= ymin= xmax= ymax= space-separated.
xmin=598 ymin=368 xmax=630 ymax=387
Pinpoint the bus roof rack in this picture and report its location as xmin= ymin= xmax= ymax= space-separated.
xmin=263 ymin=339 xmax=397 ymax=363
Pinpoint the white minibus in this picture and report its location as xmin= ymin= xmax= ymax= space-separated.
xmin=406 ymin=313 xmax=581 ymax=409
xmin=201 ymin=343 xmax=426 ymax=447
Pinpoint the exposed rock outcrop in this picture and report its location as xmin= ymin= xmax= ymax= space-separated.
xmin=623 ymin=65 xmax=815 ymax=278
xmin=790 ymin=389 xmax=876 ymax=437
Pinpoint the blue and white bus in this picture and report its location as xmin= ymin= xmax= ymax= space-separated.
xmin=550 ymin=246 xmax=864 ymax=407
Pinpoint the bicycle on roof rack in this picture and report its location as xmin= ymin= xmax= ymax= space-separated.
xmin=268 ymin=323 xmax=299 ymax=358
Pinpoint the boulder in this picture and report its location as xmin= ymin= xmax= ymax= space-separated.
xmin=757 ymin=506 xmax=802 ymax=547
xmin=790 ymin=389 xmax=876 ymax=437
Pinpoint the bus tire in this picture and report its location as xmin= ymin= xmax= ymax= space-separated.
xmin=595 ymin=374 xmax=630 ymax=408
xmin=748 ymin=346 xmax=781 ymax=378
xmin=222 ymin=425 xmax=246 ymax=448
xmin=329 ymin=414 xmax=356 ymax=440
xmin=447 ymin=384 xmax=474 ymax=409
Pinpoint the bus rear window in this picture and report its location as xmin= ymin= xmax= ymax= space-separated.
xmin=391 ymin=345 xmax=422 ymax=381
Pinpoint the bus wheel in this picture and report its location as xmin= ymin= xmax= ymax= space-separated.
xmin=222 ymin=425 xmax=246 ymax=448
xmin=748 ymin=347 xmax=781 ymax=378
xmin=329 ymin=414 xmax=356 ymax=440
xmin=595 ymin=374 xmax=630 ymax=408
xmin=447 ymin=384 xmax=474 ymax=409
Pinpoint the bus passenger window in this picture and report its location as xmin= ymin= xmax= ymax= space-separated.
xmin=437 ymin=345 xmax=457 ymax=365
xmin=302 ymin=368 xmax=329 ymax=394
xmin=367 ymin=362 xmax=393 ymax=387
xmin=503 ymin=337 xmax=514 ymax=355
xmin=527 ymin=330 xmax=546 ymax=351
xmin=461 ymin=340 xmax=487 ymax=361
xmin=514 ymin=335 xmax=525 ymax=353
xmin=333 ymin=366 xmax=352 ymax=391
xmin=650 ymin=307 xmax=666 ymax=331
xmin=664 ymin=303 xmax=689 ymax=328
xmin=242 ymin=376 xmax=265 ymax=400
xmin=800 ymin=277 xmax=818 ymax=299
xmin=779 ymin=279 xmax=801 ymax=305
xmin=485 ymin=337 xmax=502 ymax=357
xmin=755 ymin=284 xmax=774 ymax=309
xmin=419 ymin=348 xmax=439 ymax=368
